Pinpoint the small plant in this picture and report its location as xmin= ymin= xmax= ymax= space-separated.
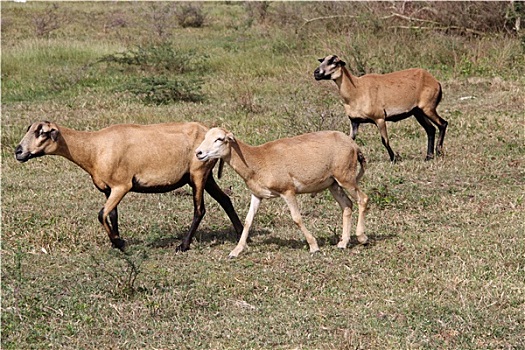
xmin=244 ymin=2 xmax=271 ymax=26
xmin=91 ymin=249 xmax=149 ymax=297
xmin=175 ymin=3 xmax=206 ymax=28
xmin=32 ymin=4 xmax=62 ymax=38
xmin=98 ymin=43 xmax=208 ymax=104
xmin=146 ymin=2 xmax=177 ymax=39
xmin=124 ymin=76 xmax=203 ymax=105
xmin=369 ymin=184 xmax=398 ymax=210
xmin=98 ymin=44 xmax=207 ymax=74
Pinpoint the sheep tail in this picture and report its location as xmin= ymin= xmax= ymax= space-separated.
xmin=218 ymin=159 xmax=225 ymax=179
xmin=356 ymin=150 xmax=366 ymax=183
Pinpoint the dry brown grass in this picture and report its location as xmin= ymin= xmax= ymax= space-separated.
xmin=2 ymin=2 xmax=524 ymax=349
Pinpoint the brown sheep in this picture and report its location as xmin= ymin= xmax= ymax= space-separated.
xmin=314 ymin=54 xmax=448 ymax=162
xmin=196 ymin=127 xmax=369 ymax=258
xmin=15 ymin=121 xmax=243 ymax=251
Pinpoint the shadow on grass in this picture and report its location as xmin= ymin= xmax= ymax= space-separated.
xmin=128 ymin=227 xmax=272 ymax=249
xmin=260 ymin=232 xmax=397 ymax=251
xmin=126 ymin=225 xmax=396 ymax=252
xmin=262 ymin=234 xmax=397 ymax=249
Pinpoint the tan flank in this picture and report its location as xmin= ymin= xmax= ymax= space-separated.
xmin=196 ymin=127 xmax=369 ymax=258
xmin=15 ymin=121 xmax=243 ymax=251
xmin=314 ymin=54 xmax=448 ymax=162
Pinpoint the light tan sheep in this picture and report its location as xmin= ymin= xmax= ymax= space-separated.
xmin=314 ymin=54 xmax=448 ymax=162
xmin=15 ymin=121 xmax=243 ymax=251
xmin=196 ymin=127 xmax=369 ymax=258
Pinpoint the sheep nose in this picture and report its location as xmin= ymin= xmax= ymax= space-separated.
xmin=14 ymin=145 xmax=23 ymax=158
xmin=14 ymin=145 xmax=29 ymax=162
xmin=196 ymin=150 xmax=205 ymax=160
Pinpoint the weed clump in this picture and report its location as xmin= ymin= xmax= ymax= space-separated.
xmin=98 ymin=43 xmax=207 ymax=104
xmin=175 ymin=4 xmax=206 ymax=28
xmin=124 ymin=76 xmax=203 ymax=105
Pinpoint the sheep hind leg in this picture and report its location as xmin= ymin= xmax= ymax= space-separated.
xmin=229 ymin=194 xmax=262 ymax=258
xmin=281 ymin=192 xmax=319 ymax=254
xmin=204 ymin=175 xmax=243 ymax=237
xmin=414 ymin=111 xmax=436 ymax=161
xmin=338 ymin=181 xmax=368 ymax=245
xmin=420 ymin=106 xmax=448 ymax=157
xmin=328 ymin=183 xmax=354 ymax=249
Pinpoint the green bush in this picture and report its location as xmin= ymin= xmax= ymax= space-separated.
xmin=123 ymin=76 xmax=203 ymax=105
xmin=98 ymin=44 xmax=207 ymax=75
xmin=175 ymin=4 xmax=206 ymax=28
xmin=98 ymin=43 xmax=207 ymax=104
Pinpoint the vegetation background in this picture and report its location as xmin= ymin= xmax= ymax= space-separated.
xmin=1 ymin=2 xmax=524 ymax=349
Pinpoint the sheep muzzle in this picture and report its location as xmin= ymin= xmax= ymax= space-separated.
xmin=313 ymin=67 xmax=330 ymax=81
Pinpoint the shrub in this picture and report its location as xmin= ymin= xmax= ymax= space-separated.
xmin=98 ymin=43 xmax=208 ymax=104
xmin=98 ymin=44 xmax=207 ymax=74
xmin=123 ymin=76 xmax=203 ymax=105
xmin=32 ymin=4 xmax=62 ymax=38
xmin=175 ymin=4 xmax=206 ymax=28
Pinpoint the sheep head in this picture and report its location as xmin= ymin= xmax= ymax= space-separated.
xmin=15 ymin=121 xmax=60 ymax=162
xmin=314 ymin=55 xmax=346 ymax=81
xmin=195 ymin=127 xmax=235 ymax=162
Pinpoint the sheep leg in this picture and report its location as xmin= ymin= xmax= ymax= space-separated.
xmin=420 ymin=107 xmax=448 ymax=157
xmin=204 ymin=175 xmax=243 ymax=236
xmin=176 ymin=182 xmax=206 ymax=252
xmin=229 ymin=194 xmax=261 ymax=258
xmin=350 ymin=120 xmax=360 ymax=140
xmin=376 ymin=119 xmax=399 ymax=162
xmin=98 ymin=187 xmax=128 ymax=250
xmin=414 ymin=111 xmax=436 ymax=161
xmin=344 ymin=184 xmax=369 ymax=245
xmin=328 ymin=183 xmax=354 ymax=249
xmin=281 ymin=192 xmax=320 ymax=254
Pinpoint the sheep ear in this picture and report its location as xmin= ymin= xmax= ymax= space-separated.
xmin=334 ymin=57 xmax=346 ymax=67
xmin=318 ymin=58 xmax=325 ymax=63
xmin=226 ymin=132 xmax=235 ymax=143
xmin=50 ymin=128 xmax=59 ymax=141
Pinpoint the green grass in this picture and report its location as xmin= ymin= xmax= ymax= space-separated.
xmin=2 ymin=2 xmax=524 ymax=349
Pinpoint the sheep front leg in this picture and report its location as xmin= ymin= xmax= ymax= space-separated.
xmin=376 ymin=119 xmax=400 ymax=162
xmin=281 ymin=192 xmax=320 ymax=254
xmin=177 ymin=181 xmax=206 ymax=252
xmin=350 ymin=120 xmax=360 ymax=140
xmin=99 ymin=187 xmax=128 ymax=250
xmin=229 ymin=194 xmax=261 ymax=258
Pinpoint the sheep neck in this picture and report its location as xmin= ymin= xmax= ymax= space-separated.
xmin=226 ymin=140 xmax=258 ymax=182
xmin=55 ymin=126 xmax=97 ymax=175
xmin=334 ymin=66 xmax=358 ymax=102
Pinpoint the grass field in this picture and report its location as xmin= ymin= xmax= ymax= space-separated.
xmin=1 ymin=2 xmax=524 ymax=349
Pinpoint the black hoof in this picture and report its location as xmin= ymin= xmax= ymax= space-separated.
xmin=111 ymin=238 xmax=126 ymax=251
xmin=175 ymin=244 xmax=190 ymax=253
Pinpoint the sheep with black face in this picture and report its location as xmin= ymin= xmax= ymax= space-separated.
xmin=315 ymin=55 xmax=448 ymax=162
xmin=15 ymin=121 xmax=243 ymax=251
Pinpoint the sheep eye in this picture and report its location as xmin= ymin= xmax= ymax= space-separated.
xmin=215 ymin=137 xmax=224 ymax=143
